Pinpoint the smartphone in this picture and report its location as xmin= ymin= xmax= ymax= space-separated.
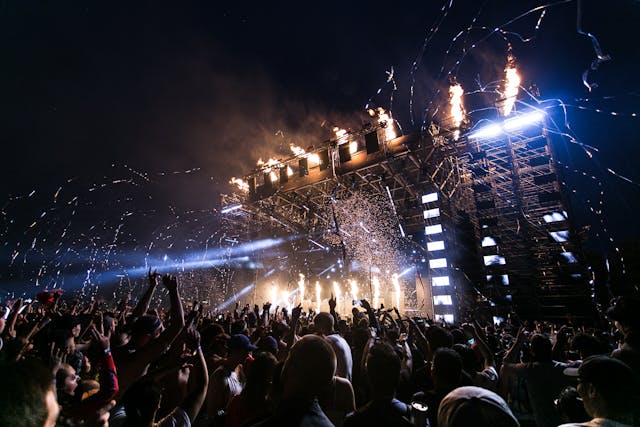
xmin=467 ymin=338 xmax=475 ymax=346
xmin=352 ymin=300 xmax=362 ymax=307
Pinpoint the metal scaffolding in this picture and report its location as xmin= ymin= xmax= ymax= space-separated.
xmin=221 ymin=114 xmax=593 ymax=320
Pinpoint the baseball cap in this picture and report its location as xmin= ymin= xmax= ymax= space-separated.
xmin=438 ymin=386 xmax=520 ymax=427
xmin=257 ymin=336 xmax=279 ymax=354
xmin=606 ymin=296 xmax=640 ymax=329
xmin=229 ymin=334 xmax=258 ymax=352
xmin=564 ymin=355 xmax=638 ymax=396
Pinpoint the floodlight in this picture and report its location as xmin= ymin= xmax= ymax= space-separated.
xmin=503 ymin=111 xmax=545 ymax=131
xmin=468 ymin=123 xmax=502 ymax=140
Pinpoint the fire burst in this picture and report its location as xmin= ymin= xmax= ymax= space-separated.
xmin=298 ymin=273 xmax=305 ymax=305
xmin=290 ymin=144 xmax=320 ymax=165
xmin=315 ymin=281 xmax=322 ymax=312
xmin=229 ymin=177 xmax=249 ymax=192
xmin=449 ymin=83 xmax=464 ymax=140
xmin=502 ymin=53 xmax=521 ymax=116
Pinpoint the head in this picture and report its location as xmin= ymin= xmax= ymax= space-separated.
xmin=571 ymin=355 xmax=639 ymax=420
xmin=366 ymin=342 xmax=401 ymax=398
xmin=452 ymin=343 xmax=481 ymax=374
xmin=122 ymin=379 xmax=162 ymax=426
xmin=281 ymin=335 xmax=336 ymax=399
xmin=228 ymin=334 xmax=257 ymax=364
xmin=607 ymin=295 xmax=640 ymax=334
xmin=426 ymin=325 xmax=454 ymax=352
xmin=529 ymin=334 xmax=552 ymax=363
xmin=0 ymin=359 xmax=59 ymax=427
xmin=130 ymin=315 xmax=163 ymax=348
xmin=432 ymin=348 xmax=463 ymax=389
xmin=555 ymin=386 xmax=589 ymax=424
xmin=313 ymin=312 xmax=334 ymax=336
xmin=56 ymin=364 xmax=80 ymax=396
xmin=244 ymin=351 xmax=278 ymax=399
xmin=438 ymin=386 xmax=519 ymax=427
xmin=257 ymin=335 xmax=279 ymax=356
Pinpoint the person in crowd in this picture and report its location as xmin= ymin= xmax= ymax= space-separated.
xmin=413 ymin=347 xmax=466 ymax=427
xmin=55 ymin=326 xmax=119 ymax=425
xmin=112 ymin=273 xmax=185 ymax=400
xmin=438 ymin=386 xmax=520 ymax=427
xmin=206 ymin=333 xmax=256 ymax=421
xmin=500 ymin=327 xmax=573 ymax=427
xmin=344 ymin=341 xmax=413 ymax=427
xmin=111 ymin=328 xmax=208 ymax=427
xmin=0 ymin=359 xmax=60 ymax=427
xmin=606 ymin=295 xmax=640 ymax=374
xmin=559 ymin=355 xmax=639 ymax=427
xmin=225 ymin=351 xmax=278 ymax=427
xmin=252 ymin=334 xmax=336 ymax=426
xmin=314 ymin=312 xmax=353 ymax=376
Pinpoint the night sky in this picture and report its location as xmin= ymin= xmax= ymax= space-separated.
xmin=1 ymin=0 xmax=639 ymax=293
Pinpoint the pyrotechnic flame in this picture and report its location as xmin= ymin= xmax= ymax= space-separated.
xmin=349 ymin=141 xmax=358 ymax=154
xmin=290 ymin=144 xmax=320 ymax=165
xmin=298 ymin=273 xmax=305 ymax=305
xmin=392 ymin=274 xmax=400 ymax=310
xmin=229 ymin=177 xmax=249 ymax=192
xmin=502 ymin=55 xmax=521 ymax=116
xmin=333 ymin=127 xmax=347 ymax=139
xmin=281 ymin=289 xmax=292 ymax=311
xmin=350 ymin=279 xmax=358 ymax=302
xmin=373 ymin=276 xmax=380 ymax=310
xmin=315 ymin=281 xmax=321 ymax=312
xmin=377 ymin=108 xmax=397 ymax=141
xmin=449 ymin=83 xmax=464 ymax=140
xmin=333 ymin=281 xmax=342 ymax=315
xmin=270 ymin=284 xmax=279 ymax=306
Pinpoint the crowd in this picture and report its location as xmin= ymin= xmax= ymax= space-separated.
xmin=0 ymin=271 xmax=639 ymax=427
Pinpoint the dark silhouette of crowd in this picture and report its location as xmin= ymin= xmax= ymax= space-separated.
xmin=1 ymin=271 xmax=639 ymax=426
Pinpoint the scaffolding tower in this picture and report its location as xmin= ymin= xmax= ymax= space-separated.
xmin=222 ymin=113 xmax=593 ymax=321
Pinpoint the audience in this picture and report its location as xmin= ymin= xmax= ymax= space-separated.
xmin=0 ymin=272 xmax=638 ymax=427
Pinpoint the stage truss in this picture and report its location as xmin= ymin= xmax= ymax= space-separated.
xmin=221 ymin=116 xmax=592 ymax=320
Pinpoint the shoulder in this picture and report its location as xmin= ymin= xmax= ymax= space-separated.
xmin=156 ymin=407 xmax=191 ymax=427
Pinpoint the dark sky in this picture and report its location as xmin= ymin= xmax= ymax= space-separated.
xmin=1 ymin=0 xmax=639 ymax=291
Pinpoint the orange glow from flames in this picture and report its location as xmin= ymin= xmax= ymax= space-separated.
xmin=449 ymin=83 xmax=464 ymax=140
xmin=502 ymin=55 xmax=521 ymax=116
xmin=229 ymin=177 xmax=249 ymax=192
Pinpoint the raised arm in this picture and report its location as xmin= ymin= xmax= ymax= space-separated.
xmin=463 ymin=323 xmax=495 ymax=368
xmin=132 ymin=269 xmax=159 ymax=320
xmin=179 ymin=329 xmax=209 ymax=422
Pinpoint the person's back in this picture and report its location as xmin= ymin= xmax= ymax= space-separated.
xmin=251 ymin=335 xmax=336 ymax=427
xmin=344 ymin=342 xmax=412 ymax=427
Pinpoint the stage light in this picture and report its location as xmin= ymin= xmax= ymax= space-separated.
xmin=468 ymin=123 xmax=502 ymax=140
xmin=429 ymin=258 xmax=447 ymax=269
xmin=427 ymin=241 xmax=445 ymax=251
xmin=425 ymin=224 xmax=443 ymax=235
xmin=550 ymin=230 xmax=569 ymax=242
xmin=432 ymin=276 xmax=450 ymax=287
xmin=422 ymin=192 xmax=438 ymax=204
xmin=423 ymin=208 xmax=440 ymax=219
xmin=502 ymin=111 xmax=545 ymax=131
xmin=481 ymin=236 xmax=497 ymax=247
xmin=220 ymin=203 xmax=242 ymax=214
xmin=468 ymin=110 xmax=546 ymax=140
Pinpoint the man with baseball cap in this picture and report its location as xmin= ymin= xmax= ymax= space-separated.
xmin=560 ymin=355 xmax=639 ymax=427
xmin=607 ymin=295 xmax=640 ymax=374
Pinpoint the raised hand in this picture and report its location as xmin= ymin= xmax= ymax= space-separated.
xmin=328 ymin=294 xmax=336 ymax=311
xmin=292 ymin=303 xmax=303 ymax=320
xmin=148 ymin=268 xmax=159 ymax=287
xmin=90 ymin=326 xmax=111 ymax=351
xmin=162 ymin=274 xmax=178 ymax=291
xmin=184 ymin=328 xmax=201 ymax=353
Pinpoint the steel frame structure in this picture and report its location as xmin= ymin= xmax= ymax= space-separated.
xmin=221 ymin=116 xmax=592 ymax=320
